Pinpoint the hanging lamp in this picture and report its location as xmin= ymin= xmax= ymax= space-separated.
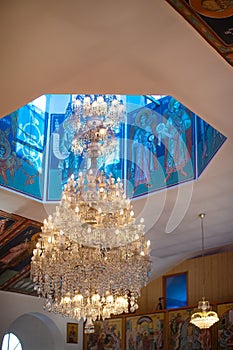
xmin=190 ymin=213 xmax=219 ymax=329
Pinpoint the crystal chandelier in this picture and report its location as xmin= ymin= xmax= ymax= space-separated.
xmin=31 ymin=94 xmax=151 ymax=333
xmin=190 ymin=213 xmax=219 ymax=329
xmin=63 ymin=94 xmax=125 ymax=158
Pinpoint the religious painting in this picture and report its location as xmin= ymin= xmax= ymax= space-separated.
xmin=0 ymin=220 xmax=41 ymax=294
xmin=126 ymin=95 xmax=195 ymax=198
xmin=125 ymin=312 xmax=165 ymax=350
xmin=168 ymin=307 xmax=212 ymax=350
xmin=84 ymin=318 xmax=123 ymax=350
xmin=166 ymin=0 xmax=233 ymax=66
xmin=217 ymin=302 xmax=233 ymax=349
xmin=185 ymin=0 xmax=233 ymax=44
xmin=196 ymin=116 xmax=226 ymax=176
xmin=0 ymin=103 xmax=47 ymax=200
xmin=0 ymin=211 xmax=26 ymax=244
xmin=67 ymin=322 xmax=79 ymax=344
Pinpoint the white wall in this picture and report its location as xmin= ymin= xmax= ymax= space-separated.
xmin=0 ymin=291 xmax=83 ymax=350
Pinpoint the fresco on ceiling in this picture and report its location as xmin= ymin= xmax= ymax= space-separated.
xmin=196 ymin=116 xmax=227 ymax=175
xmin=0 ymin=211 xmax=26 ymax=244
xmin=166 ymin=0 xmax=233 ymax=66
xmin=0 ymin=211 xmax=41 ymax=295
xmin=0 ymin=94 xmax=226 ymax=201
xmin=0 ymin=103 xmax=47 ymax=199
xmin=126 ymin=95 xmax=226 ymax=198
xmin=126 ymin=96 xmax=195 ymax=198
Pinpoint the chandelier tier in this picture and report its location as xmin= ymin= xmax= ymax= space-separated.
xmin=31 ymin=236 xmax=150 ymax=320
xmin=190 ymin=213 xmax=219 ymax=329
xmin=31 ymin=94 xmax=151 ymax=332
xmin=64 ymin=94 xmax=125 ymax=158
xmin=42 ymin=171 xmax=147 ymax=249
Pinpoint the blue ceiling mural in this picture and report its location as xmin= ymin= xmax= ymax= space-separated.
xmin=0 ymin=102 xmax=47 ymax=200
xmin=0 ymin=94 xmax=226 ymax=202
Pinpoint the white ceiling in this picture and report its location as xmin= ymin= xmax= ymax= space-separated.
xmin=0 ymin=0 xmax=233 ymax=280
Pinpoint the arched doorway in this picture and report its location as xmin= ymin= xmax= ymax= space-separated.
xmin=2 ymin=312 xmax=64 ymax=350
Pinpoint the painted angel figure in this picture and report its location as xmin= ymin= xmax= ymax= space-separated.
xmin=156 ymin=98 xmax=192 ymax=183
xmin=131 ymin=108 xmax=158 ymax=192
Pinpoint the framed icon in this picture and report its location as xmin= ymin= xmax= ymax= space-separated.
xmin=67 ymin=322 xmax=78 ymax=344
